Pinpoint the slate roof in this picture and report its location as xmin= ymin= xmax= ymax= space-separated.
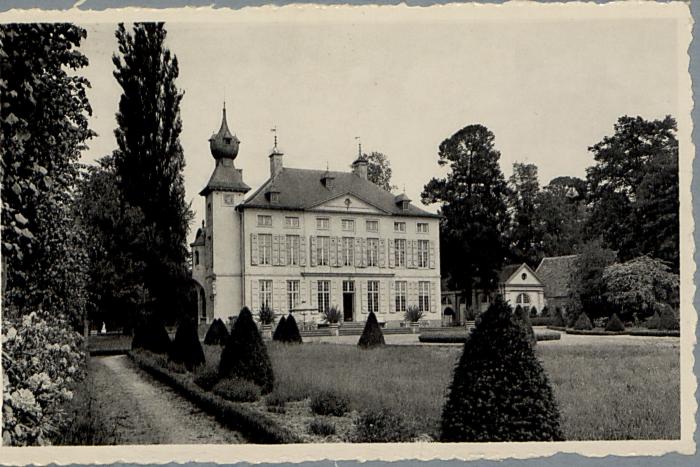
xmin=240 ymin=167 xmax=439 ymax=218
xmin=498 ymin=263 xmax=543 ymax=285
xmin=191 ymin=228 xmax=205 ymax=247
xmin=535 ymin=254 xmax=578 ymax=298
xmin=199 ymin=162 xmax=251 ymax=196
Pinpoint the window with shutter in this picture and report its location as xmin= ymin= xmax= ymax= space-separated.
xmin=250 ymin=233 xmax=259 ymax=265
xmin=299 ymin=236 xmax=307 ymax=266
xmin=388 ymin=239 xmax=395 ymax=268
xmin=430 ymin=281 xmax=438 ymax=313
xmin=379 ymin=239 xmax=386 ymax=267
xmin=360 ymin=281 xmax=368 ymax=313
xmin=280 ymin=235 xmax=288 ymax=266
xmin=250 ymin=280 xmax=259 ymax=311
xmin=272 ymin=235 xmax=280 ymax=266
xmin=310 ymin=236 xmax=317 ymax=266
xmin=429 ymin=240 xmax=435 ymax=269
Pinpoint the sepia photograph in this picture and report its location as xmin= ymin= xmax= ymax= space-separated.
xmin=0 ymin=2 xmax=695 ymax=464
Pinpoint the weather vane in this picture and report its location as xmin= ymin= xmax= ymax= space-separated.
xmin=270 ymin=126 xmax=278 ymax=149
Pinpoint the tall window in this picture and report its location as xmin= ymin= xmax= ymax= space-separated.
xmin=287 ymin=280 xmax=299 ymax=311
xmin=316 ymin=217 xmax=330 ymax=230
xmin=366 ymin=220 xmax=379 ymax=232
xmin=516 ymin=293 xmax=531 ymax=308
xmin=260 ymin=279 xmax=273 ymax=309
xmin=367 ymin=281 xmax=379 ymax=314
xmin=285 ymin=216 xmax=300 ymax=228
xmin=394 ymin=221 xmax=406 ymax=233
xmin=395 ymin=281 xmax=407 ymax=312
xmin=342 ymin=219 xmax=355 ymax=232
xmin=394 ymin=239 xmax=406 ymax=267
xmin=366 ymin=238 xmax=379 ymax=267
xmin=317 ymin=236 xmax=330 ymax=266
xmin=417 ymin=239 xmax=429 ymax=268
xmin=257 ymin=215 xmax=272 ymax=227
xmin=418 ymin=281 xmax=430 ymax=312
xmin=342 ymin=237 xmax=354 ymax=266
xmin=417 ymin=222 xmax=429 ymax=233
xmin=286 ymin=235 xmax=300 ymax=265
xmin=318 ymin=280 xmax=330 ymax=313
xmin=259 ymin=234 xmax=273 ymax=265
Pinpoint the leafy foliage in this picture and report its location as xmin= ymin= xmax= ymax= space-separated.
xmin=513 ymin=305 xmax=536 ymax=347
xmin=404 ymin=305 xmax=424 ymax=323
xmin=646 ymin=311 xmax=661 ymax=330
xmin=112 ymin=23 xmax=193 ymax=322
xmin=2 ymin=312 xmax=86 ymax=446
xmin=131 ymin=314 xmax=171 ymax=354
xmin=507 ymin=163 xmax=544 ymax=265
xmin=422 ymin=124 xmax=510 ymax=297
xmin=258 ymin=304 xmax=275 ymax=325
xmin=605 ymin=313 xmax=625 ymax=332
xmin=535 ymin=177 xmax=588 ymax=257
xmin=568 ymin=239 xmax=617 ymax=319
xmin=308 ymin=418 xmax=336 ymax=437
xmin=219 ymin=307 xmax=274 ymax=393
xmin=440 ymin=298 xmax=563 ymax=441
xmin=309 ymin=390 xmax=349 ymax=416
xmin=358 ymin=311 xmax=386 ymax=348
xmin=603 ymin=255 xmax=679 ymax=320
xmin=550 ymin=307 xmax=565 ymax=327
xmin=658 ymin=305 xmax=679 ymax=331
xmin=322 ymin=306 xmax=342 ymax=324
xmin=169 ymin=318 xmax=205 ymax=371
xmin=361 ymin=151 xmax=396 ymax=191
xmin=212 ymin=377 xmax=261 ymax=403
xmin=203 ymin=318 xmax=229 ymax=345
xmin=573 ymin=312 xmax=593 ymax=331
xmin=352 ymin=408 xmax=413 ymax=442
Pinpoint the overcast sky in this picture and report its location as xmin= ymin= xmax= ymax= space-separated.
xmin=77 ymin=13 xmax=680 ymax=241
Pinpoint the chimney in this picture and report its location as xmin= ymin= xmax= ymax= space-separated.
xmin=352 ymin=157 xmax=368 ymax=180
xmin=269 ymin=148 xmax=283 ymax=178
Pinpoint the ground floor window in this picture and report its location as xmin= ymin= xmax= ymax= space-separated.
xmin=287 ymin=280 xmax=299 ymax=311
xmin=260 ymin=279 xmax=273 ymax=309
xmin=516 ymin=293 xmax=531 ymax=311
xmin=368 ymin=280 xmax=379 ymax=313
xmin=418 ymin=281 xmax=430 ymax=312
xmin=395 ymin=281 xmax=407 ymax=312
xmin=318 ymin=280 xmax=330 ymax=313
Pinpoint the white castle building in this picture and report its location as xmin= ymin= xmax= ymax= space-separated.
xmin=191 ymin=108 xmax=442 ymax=327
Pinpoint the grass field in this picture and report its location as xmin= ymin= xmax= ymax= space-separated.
xmin=203 ymin=339 xmax=679 ymax=441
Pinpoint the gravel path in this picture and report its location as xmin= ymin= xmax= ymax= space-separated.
xmin=90 ymin=355 xmax=245 ymax=444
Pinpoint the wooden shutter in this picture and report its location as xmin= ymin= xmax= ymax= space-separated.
xmin=310 ymin=236 xmax=317 ymax=267
xmin=250 ymin=233 xmax=259 ymax=265
xmin=354 ymin=238 xmax=362 ymax=267
xmin=361 ymin=238 xmax=367 ymax=267
xmin=379 ymin=239 xmax=386 ymax=268
xmin=337 ymin=238 xmax=343 ymax=267
xmin=272 ymin=235 xmax=280 ymax=266
xmin=389 ymin=281 xmax=396 ymax=313
xmin=300 ymin=236 xmax=307 ymax=266
xmin=309 ymin=280 xmax=318 ymax=309
xmin=388 ymin=239 xmax=395 ymax=268
xmin=250 ymin=280 xmax=259 ymax=312
xmin=429 ymin=240 xmax=436 ymax=269
xmin=430 ymin=281 xmax=438 ymax=314
xmin=409 ymin=281 xmax=418 ymax=307
xmin=299 ymin=280 xmax=308 ymax=309
xmin=330 ymin=237 xmax=338 ymax=266
xmin=360 ymin=280 xmax=368 ymax=314
xmin=380 ymin=281 xmax=388 ymax=314
xmin=408 ymin=240 xmax=416 ymax=269
xmin=280 ymin=236 xmax=288 ymax=266
xmin=331 ymin=280 xmax=339 ymax=310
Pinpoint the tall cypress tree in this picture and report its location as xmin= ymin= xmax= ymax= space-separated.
xmin=112 ymin=23 xmax=193 ymax=322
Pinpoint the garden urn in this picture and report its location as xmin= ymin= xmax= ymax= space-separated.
xmin=410 ymin=321 xmax=420 ymax=334
xmin=329 ymin=322 xmax=340 ymax=337
xmin=261 ymin=323 xmax=272 ymax=340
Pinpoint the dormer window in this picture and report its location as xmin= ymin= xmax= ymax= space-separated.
xmin=401 ymin=201 xmax=409 ymax=210
xmin=269 ymin=192 xmax=280 ymax=203
xmin=224 ymin=137 xmax=232 ymax=144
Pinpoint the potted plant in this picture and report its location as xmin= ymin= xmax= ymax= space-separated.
xmin=323 ymin=305 xmax=342 ymax=336
xmin=405 ymin=305 xmax=424 ymax=334
xmin=258 ymin=304 xmax=275 ymax=339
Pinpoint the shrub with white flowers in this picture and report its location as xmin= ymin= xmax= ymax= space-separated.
xmin=2 ymin=311 xmax=86 ymax=446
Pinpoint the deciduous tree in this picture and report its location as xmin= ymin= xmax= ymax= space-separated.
xmin=507 ymin=162 xmax=543 ymax=265
xmin=568 ymin=239 xmax=617 ymax=319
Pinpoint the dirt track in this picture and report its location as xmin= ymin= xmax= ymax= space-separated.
xmin=90 ymin=355 xmax=244 ymax=444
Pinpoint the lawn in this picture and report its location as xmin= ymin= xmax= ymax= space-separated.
xmin=202 ymin=339 xmax=679 ymax=441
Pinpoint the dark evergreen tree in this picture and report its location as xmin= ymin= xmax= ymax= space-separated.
xmin=551 ymin=307 xmax=565 ymax=327
xmin=646 ymin=311 xmax=661 ymax=329
xmin=541 ymin=306 xmax=550 ymax=317
xmin=169 ymin=317 xmax=205 ymax=370
xmin=572 ymin=312 xmax=593 ymax=331
xmin=422 ymin=125 xmax=510 ymax=302
xmin=507 ymin=162 xmax=544 ymax=265
xmin=513 ymin=305 xmax=536 ymax=347
xmin=203 ymin=318 xmax=229 ymax=345
xmin=358 ymin=312 xmax=386 ymax=348
xmin=440 ymin=298 xmax=563 ymax=441
xmin=568 ymin=239 xmax=617 ymax=320
xmin=282 ymin=314 xmax=303 ymax=344
xmin=219 ymin=307 xmax=274 ymax=393
xmin=658 ymin=304 xmax=680 ymax=331
xmin=272 ymin=316 xmax=287 ymax=342
xmin=605 ymin=313 xmax=625 ymax=332
xmin=131 ymin=313 xmax=171 ymax=354
xmin=535 ymin=177 xmax=588 ymax=257
xmin=112 ymin=23 xmax=193 ymax=324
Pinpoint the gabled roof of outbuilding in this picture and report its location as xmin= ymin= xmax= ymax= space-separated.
xmin=240 ymin=167 xmax=439 ymax=218
xmin=535 ymin=254 xmax=578 ymax=298
xmin=498 ymin=263 xmax=543 ymax=285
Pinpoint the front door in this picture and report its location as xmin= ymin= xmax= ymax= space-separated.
xmin=342 ymin=280 xmax=355 ymax=322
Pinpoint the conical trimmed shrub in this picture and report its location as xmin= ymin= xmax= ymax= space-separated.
xmin=529 ymin=306 xmax=538 ymax=318
xmin=203 ymin=318 xmax=229 ymax=345
xmin=573 ymin=312 xmax=593 ymax=330
xmin=131 ymin=314 xmax=171 ymax=354
xmin=358 ymin=312 xmax=385 ymax=348
xmin=513 ymin=304 xmax=536 ymax=347
xmin=169 ymin=318 xmax=206 ymax=371
xmin=272 ymin=316 xmax=287 ymax=341
xmin=219 ymin=307 xmax=274 ymax=393
xmin=658 ymin=304 xmax=680 ymax=331
xmin=646 ymin=310 xmax=661 ymax=329
xmin=605 ymin=313 xmax=625 ymax=332
xmin=282 ymin=314 xmax=303 ymax=344
xmin=440 ymin=298 xmax=563 ymax=442
xmin=541 ymin=306 xmax=550 ymax=317
xmin=550 ymin=307 xmax=565 ymax=327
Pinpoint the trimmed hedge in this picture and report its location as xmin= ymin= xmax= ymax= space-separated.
xmin=272 ymin=316 xmax=287 ymax=341
xmin=513 ymin=305 xmax=536 ymax=347
xmin=130 ymin=351 xmax=300 ymax=443
xmin=419 ymin=330 xmax=561 ymax=344
xmin=204 ymin=318 xmax=229 ymax=346
xmin=358 ymin=311 xmax=385 ymax=348
xmin=309 ymin=390 xmax=349 ymax=416
xmin=573 ymin=312 xmax=593 ymax=331
xmin=530 ymin=317 xmax=552 ymax=326
xmin=169 ymin=318 xmax=206 ymax=371
xmin=564 ymin=328 xmax=679 ymax=337
xmin=645 ymin=311 xmax=661 ymax=329
xmin=550 ymin=307 xmax=565 ymax=327
xmin=565 ymin=329 xmax=626 ymax=336
xmin=440 ymin=298 xmax=563 ymax=441
xmin=212 ymin=377 xmax=261 ymax=403
xmin=281 ymin=314 xmax=303 ymax=344
xmin=131 ymin=314 xmax=171 ymax=354
xmin=605 ymin=313 xmax=625 ymax=332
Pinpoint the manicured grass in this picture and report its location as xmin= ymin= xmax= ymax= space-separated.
xmin=203 ymin=340 xmax=680 ymax=441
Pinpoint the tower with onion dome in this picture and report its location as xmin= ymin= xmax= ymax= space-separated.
xmin=191 ymin=104 xmax=250 ymax=323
